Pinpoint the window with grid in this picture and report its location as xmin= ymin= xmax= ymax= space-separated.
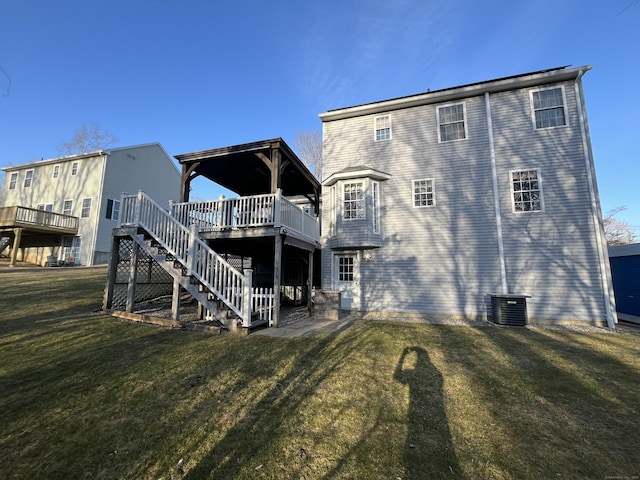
xmin=438 ymin=103 xmax=466 ymax=142
xmin=375 ymin=115 xmax=391 ymax=141
xmin=532 ymin=87 xmax=566 ymax=129
xmin=63 ymin=199 xmax=73 ymax=216
xmin=511 ymin=170 xmax=543 ymax=212
xmin=372 ymin=181 xmax=380 ymax=233
xmin=71 ymin=162 xmax=79 ymax=176
xmin=81 ymin=198 xmax=92 ymax=218
xmin=343 ymin=182 xmax=365 ymax=220
xmin=413 ymin=178 xmax=435 ymax=207
xmin=24 ymin=170 xmax=34 ymax=188
xmin=53 ymin=165 xmax=60 ymax=178
xmin=338 ymin=256 xmax=354 ymax=282
xmin=106 ymin=199 xmax=121 ymax=221
xmin=8 ymin=172 xmax=17 ymax=190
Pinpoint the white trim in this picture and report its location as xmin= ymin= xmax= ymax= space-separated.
xmin=437 ymin=102 xmax=468 ymax=143
xmin=412 ymin=178 xmax=436 ymax=208
xmin=23 ymin=169 xmax=34 ymax=188
xmin=81 ymin=197 xmax=92 ymax=218
xmin=8 ymin=171 xmax=18 ymax=190
xmin=62 ymin=198 xmax=74 ymax=216
xmin=485 ymin=92 xmax=508 ymax=294
xmin=71 ymin=162 xmax=79 ymax=176
xmin=574 ymin=72 xmax=617 ymax=328
xmin=322 ymin=167 xmax=391 ymax=187
xmin=529 ymin=85 xmax=569 ymax=130
xmin=342 ymin=181 xmax=366 ymax=221
xmin=509 ymin=168 xmax=545 ymax=213
xmin=52 ymin=164 xmax=60 ymax=179
xmin=374 ymin=114 xmax=392 ymax=142
xmin=372 ymin=181 xmax=380 ymax=234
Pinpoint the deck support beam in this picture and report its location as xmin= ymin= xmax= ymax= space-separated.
xmin=103 ymin=235 xmax=120 ymax=310
xmin=126 ymin=241 xmax=139 ymax=313
xmin=307 ymin=250 xmax=314 ymax=315
xmin=172 ymin=277 xmax=181 ymax=321
xmin=9 ymin=228 xmax=22 ymax=267
xmin=272 ymin=233 xmax=282 ymax=328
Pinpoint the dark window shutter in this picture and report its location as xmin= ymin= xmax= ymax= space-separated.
xmin=106 ymin=199 xmax=113 ymax=219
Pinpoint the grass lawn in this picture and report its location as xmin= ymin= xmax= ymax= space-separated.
xmin=1 ymin=265 xmax=639 ymax=479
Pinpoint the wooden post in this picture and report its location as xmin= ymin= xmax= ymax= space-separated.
xmin=273 ymin=234 xmax=282 ymax=328
xmin=243 ymin=268 xmax=253 ymax=328
xmin=9 ymin=228 xmax=22 ymax=267
xmin=172 ymin=277 xmax=181 ymax=321
xmin=126 ymin=240 xmax=139 ymax=313
xmin=103 ymin=235 xmax=120 ymax=310
xmin=307 ymin=250 xmax=314 ymax=315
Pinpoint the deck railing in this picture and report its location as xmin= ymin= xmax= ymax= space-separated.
xmin=120 ymin=191 xmax=253 ymax=326
xmin=0 ymin=206 xmax=78 ymax=232
xmin=170 ymin=190 xmax=319 ymax=241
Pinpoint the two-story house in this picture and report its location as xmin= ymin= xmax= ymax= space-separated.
xmin=1 ymin=143 xmax=180 ymax=266
xmin=319 ymin=65 xmax=617 ymax=328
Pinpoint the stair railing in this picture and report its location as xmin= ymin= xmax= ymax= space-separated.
xmin=121 ymin=191 xmax=252 ymax=325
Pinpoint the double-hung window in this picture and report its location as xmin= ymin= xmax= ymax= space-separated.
xmin=343 ymin=182 xmax=365 ymax=220
xmin=413 ymin=178 xmax=435 ymax=207
xmin=8 ymin=172 xmax=18 ymax=190
xmin=106 ymin=199 xmax=121 ymax=221
xmin=81 ymin=198 xmax=92 ymax=218
xmin=63 ymin=199 xmax=73 ymax=216
xmin=71 ymin=162 xmax=79 ymax=176
xmin=438 ymin=103 xmax=466 ymax=142
xmin=531 ymin=87 xmax=567 ymax=129
xmin=24 ymin=170 xmax=34 ymax=188
xmin=52 ymin=165 xmax=60 ymax=179
xmin=511 ymin=169 xmax=543 ymax=212
xmin=374 ymin=115 xmax=391 ymax=141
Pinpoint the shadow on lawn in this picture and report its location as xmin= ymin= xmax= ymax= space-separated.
xmin=395 ymin=346 xmax=462 ymax=479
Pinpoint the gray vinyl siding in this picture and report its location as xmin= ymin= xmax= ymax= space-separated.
xmin=490 ymin=83 xmax=607 ymax=322
xmin=321 ymin=75 xmax=609 ymax=324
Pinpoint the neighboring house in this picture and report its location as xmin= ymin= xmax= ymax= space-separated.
xmin=609 ymin=243 xmax=640 ymax=323
xmin=319 ymin=65 xmax=617 ymax=328
xmin=0 ymin=143 xmax=180 ymax=266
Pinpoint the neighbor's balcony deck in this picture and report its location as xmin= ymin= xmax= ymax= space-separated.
xmin=121 ymin=191 xmax=319 ymax=243
xmin=0 ymin=206 xmax=79 ymax=235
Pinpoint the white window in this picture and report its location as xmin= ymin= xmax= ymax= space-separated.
xmin=531 ymin=87 xmax=567 ymax=129
xmin=62 ymin=236 xmax=81 ymax=264
xmin=338 ymin=255 xmax=355 ymax=281
xmin=24 ymin=170 xmax=34 ymax=188
xmin=8 ymin=172 xmax=17 ymax=190
xmin=71 ymin=162 xmax=79 ymax=176
xmin=343 ymin=182 xmax=365 ymax=220
xmin=372 ymin=181 xmax=380 ymax=233
xmin=63 ymin=199 xmax=73 ymax=216
xmin=511 ymin=169 xmax=543 ymax=212
xmin=106 ymin=199 xmax=120 ymax=221
xmin=52 ymin=165 xmax=60 ymax=179
xmin=81 ymin=198 xmax=92 ymax=218
xmin=374 ymin=115 xmax=391 ymax=141
xmin=438 ymin=103 xmax=467 ymax=142
xmin=37 ymin=203 xmax=54 ymax=212
xmin=413 ymin=178 xmax=435 ymax=207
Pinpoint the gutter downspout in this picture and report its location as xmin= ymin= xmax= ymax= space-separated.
xmin=574 ymin=70 xmax=617 ymax=329
xmin=485 ymin=92 xmax=508 ymax=294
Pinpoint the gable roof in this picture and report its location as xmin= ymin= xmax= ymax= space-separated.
xmin=319 ymin=65 xmax=592 ymax=122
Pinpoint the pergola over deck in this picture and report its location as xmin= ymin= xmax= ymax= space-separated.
xmin=175 ymin=138 xmax=320 ymax=213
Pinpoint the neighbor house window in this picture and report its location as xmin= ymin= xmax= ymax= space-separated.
xmin=81 ymin=198 xmax=92 ymax=218
xmin=343 ymin=182 xmax=365 ymax=220
xmin=8 ymin=172 xmax=17 ymax=190
xmin=24 ymin=170 xmax=34 ymax=188
xmin=106 ymin=199 xmax=121 ymax=221
xmin=63 ymin=199 xmax=73 ymax=216
xmin=374 ymin=115 xmax=391 ymax=141
xmin=438 ymin=103 xmax=466 ymax=142
xmin=413 ymin=178 xmax=435 ymax=207
xmin=52 ymin=165 xmax=60 ymax=178
xmin=511 ymin=169 xmax=543 ymax=212
xmin=71 ymin=162 xmax=79 ymax=176
xmin=531 ymin=87 xmax=567 ymax=129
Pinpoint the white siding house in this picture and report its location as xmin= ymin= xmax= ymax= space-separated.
xmin=319 ymin=66 xmax=616 ymax=327
xmin=1 ymin=143 xmax=180 ymax=266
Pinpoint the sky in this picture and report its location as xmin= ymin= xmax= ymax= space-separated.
xmin=0 ymin=0 xmax=638 ymax=234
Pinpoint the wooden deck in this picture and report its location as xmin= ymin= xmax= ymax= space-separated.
xmin=0 ymin=206 xmax=79 ymax=235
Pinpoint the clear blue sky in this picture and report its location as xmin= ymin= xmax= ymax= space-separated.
xmin=1 ymin=0 xmax=638 ymax=233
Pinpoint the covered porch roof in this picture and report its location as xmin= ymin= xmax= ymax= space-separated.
xmin=175 ymin=138 xmax=320 ymax=213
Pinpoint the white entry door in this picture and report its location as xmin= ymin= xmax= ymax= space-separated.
xmin=335 ymin=253 xmax=360 ymax=310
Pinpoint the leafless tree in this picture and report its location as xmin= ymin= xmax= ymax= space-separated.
xmin=603 ymin=206 xmax=638 ymax=246
xmin=295 ymin=130 xmax=323 ymax=181
xmin=58 ymin=123 xmax=118 ymax=155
